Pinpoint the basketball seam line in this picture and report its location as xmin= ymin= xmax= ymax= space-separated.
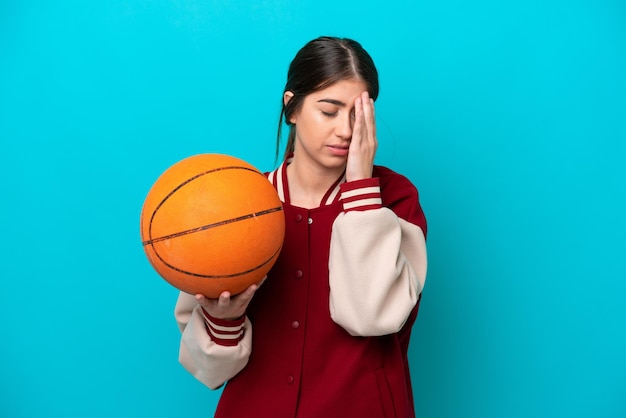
xmin=142 ymin=206 xmax=283 ymax=246
xmin=148 ymin=165 xmax=262 ymax=238
xmin=157 ymin=245 xmax=282 ymax=279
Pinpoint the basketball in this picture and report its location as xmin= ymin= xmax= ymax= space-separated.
xmin=140 ymin=154 xmax=285 ymax=297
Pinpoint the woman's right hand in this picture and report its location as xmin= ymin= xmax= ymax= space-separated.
xmin=194 ymin=279 xmax=264 ymax=320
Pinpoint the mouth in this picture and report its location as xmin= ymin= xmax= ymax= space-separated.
xmin=327 ymin=145 xmax=349 ymax=156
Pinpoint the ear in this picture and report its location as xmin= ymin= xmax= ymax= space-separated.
xmin=283 ymin=91 xmax=297 ymax=124
xmin=283 ymin=91 xmax=294 ymax=106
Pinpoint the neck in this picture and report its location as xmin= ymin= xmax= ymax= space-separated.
xmin=286 ymin=156 xmax=344 ymax=209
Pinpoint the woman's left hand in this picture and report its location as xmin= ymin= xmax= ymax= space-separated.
xmin=346 ymin=91 xmax=377 ymax=182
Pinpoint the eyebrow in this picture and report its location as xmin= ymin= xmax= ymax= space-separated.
xmin=317 ymin=99 xmax=346 ymax=106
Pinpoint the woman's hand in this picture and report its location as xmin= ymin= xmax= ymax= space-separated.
xmin=346 ymin=91 xmax=377 ymax=182
xmin=195 ymin=278 xmax=265 ymax=320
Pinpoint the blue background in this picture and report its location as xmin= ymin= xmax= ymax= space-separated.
xmin=1 ymin=1 xmax=625 ymax=417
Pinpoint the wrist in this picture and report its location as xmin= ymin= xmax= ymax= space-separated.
xmin=201 ymin=308 xmax=246 ymax=346
xmin=340 ymin=178 xmax=382 ymax=212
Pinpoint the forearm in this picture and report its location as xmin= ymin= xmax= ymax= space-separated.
xmin=175 ymin=292 xmax=252 ymax=389
xmin=328 ymin=179 xmax=427 ymax=336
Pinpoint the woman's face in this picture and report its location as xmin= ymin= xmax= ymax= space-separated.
xmin=286 ymin=78 xmax=368 ymax=173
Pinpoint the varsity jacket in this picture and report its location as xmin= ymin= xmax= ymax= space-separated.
xmin=175 ymin=159 xmax=428 ymax=418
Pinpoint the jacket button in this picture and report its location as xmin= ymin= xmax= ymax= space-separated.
xmin=308 ymin=217 xmax=313 ymax=225
xmin=294 ymin=270 xmax=303 ymax=279
xmin=295 ymin=214 xmax=303 ymax=222
xmin=291 ymin=320 xmax=300 ymax=329
xmin=286 ymin=375 xmax=294 ymax=384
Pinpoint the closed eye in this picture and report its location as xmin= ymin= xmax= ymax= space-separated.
xmin=318 ymin=98 xmax=344 ymax=118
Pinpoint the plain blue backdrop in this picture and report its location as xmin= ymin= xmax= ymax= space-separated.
xmin=1 ymin=1 xmax=625 ymax=417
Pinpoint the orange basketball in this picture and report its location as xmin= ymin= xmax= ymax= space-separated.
xmin=140 ymin=154 xmax=285 ymax=297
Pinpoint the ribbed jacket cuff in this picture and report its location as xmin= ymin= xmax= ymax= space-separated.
xmin=201 ymin=308 xmax=245 ymax=347
xmin=340 ymin=178 xmax=383 ymax=212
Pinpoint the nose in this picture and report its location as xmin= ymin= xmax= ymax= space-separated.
xmin=334 ymin=112 xmax=353 ymax=140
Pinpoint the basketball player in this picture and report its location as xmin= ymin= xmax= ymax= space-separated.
xmin=174 ymin=36 xmax=428 ymax=418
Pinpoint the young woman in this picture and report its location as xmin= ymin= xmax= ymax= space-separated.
xmin=174 ymin=36 xmax=428 ymax=418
